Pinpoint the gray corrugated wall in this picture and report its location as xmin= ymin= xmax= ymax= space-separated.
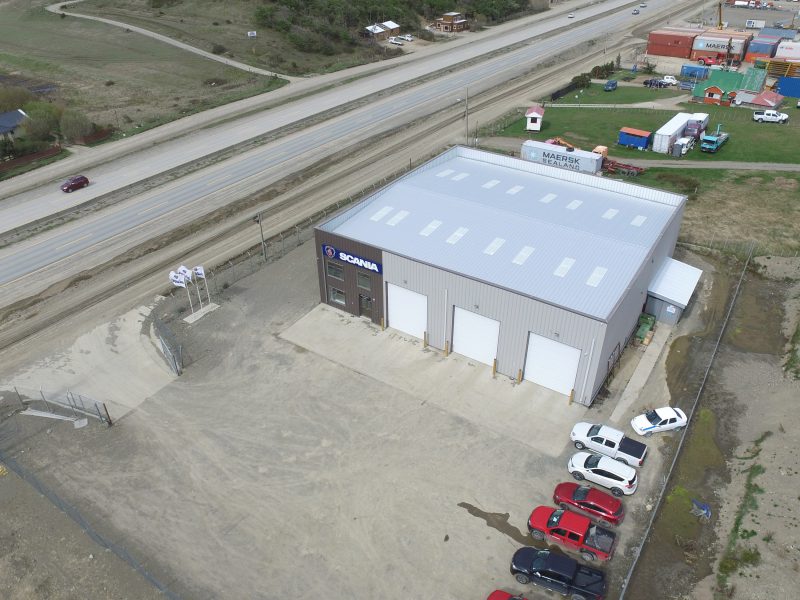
xmin=593 ymin=200 xmax=685 ymax=397
xmin=383 ymin=253 xmax=607 ymax=405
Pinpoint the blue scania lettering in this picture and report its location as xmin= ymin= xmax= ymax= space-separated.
xmin=322 ymin=244 xmax=382 ymax=273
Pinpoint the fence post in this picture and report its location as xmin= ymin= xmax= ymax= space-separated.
xmin=14 ymin=386 xmax=25 ymax=409
xmin=40 ymin=388 xmax=53 ymax=413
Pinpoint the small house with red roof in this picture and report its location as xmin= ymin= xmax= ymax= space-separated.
xmin=525 ymin=105 xmax=545 ymax=131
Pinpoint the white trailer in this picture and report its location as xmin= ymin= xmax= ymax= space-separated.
xmin=652 ymin=113 xmax=693 ymax=155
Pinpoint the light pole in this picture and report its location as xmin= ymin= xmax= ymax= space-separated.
xmin=254 ymin=212 xmax=266 ymax=261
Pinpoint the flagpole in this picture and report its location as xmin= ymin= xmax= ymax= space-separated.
xmin=195 ymin=279 xmax=203 ymax=308
xmin=186 ymin=286 xmax=194 ymax=313
xmin=205 ymin=278 xmax=211 ymax=304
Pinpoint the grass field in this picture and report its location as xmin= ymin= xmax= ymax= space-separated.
xmin=70 ymin=0 xmax=401 ymax=76
xmin=0 ymin=1 xmax=286 ymax=130
xmin=499 ymin=91 xmax=800 ymax=163
xmin=625 ymin=169 xmax=800 ymax=254
xmin=548 ymin=82 xmax=685 ymax=105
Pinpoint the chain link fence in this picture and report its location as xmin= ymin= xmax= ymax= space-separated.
xmin=0 ymin=386 xmax=113 ymax=426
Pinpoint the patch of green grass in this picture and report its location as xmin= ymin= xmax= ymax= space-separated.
xmin=740 ymin=529 xmax=757 ymax=539
xmin=717 ymin=435 xmax=769 ymax=591
xmin=662 ymin=484 xmax=703 ymax=541
xmin=675 ymin=408 xmax=725 ymax=485
xmin=549 ymin=81 xmax=684 ymax=105
xmin=495 ymin=102 xmax=800 ymax=163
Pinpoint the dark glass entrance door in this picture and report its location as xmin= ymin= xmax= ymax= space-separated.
xmin=358 ymin=294 xmax=373 ymax=319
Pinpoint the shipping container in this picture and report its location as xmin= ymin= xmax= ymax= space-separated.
xmin=775 ymin=41 xmax=800 ymax=62
xmin=618 ymin=127 xmax=651 ymax=150
xmin=745 ymin=19 xmax=766 ymax=29
xmin=653 ymin=113 xmax=694 ymax=154
xmin=777 ymin=76 xmax=800 ymax=97
xmin=747 ymin=37 xmax=780 ymax=56
xmin=744 ymin=52 xmax=774 ymax=63
xmin=648 ymin=30 xmax=699 ymax=47
xmin=759 ymin=27 xmax=798 ymax=40
xmin=520 ymin=141 xmax=604 ymax=175
xmin=693 ymin=35 xmax=747 ymax=56
xmin=647 ymin=43 xmax=692 ymax=59
xmin=681 ymin=64 xmax=711 ymax=79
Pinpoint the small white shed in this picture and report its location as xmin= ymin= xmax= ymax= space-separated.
xmin=525 ymin=105 xmax=545 ymax=132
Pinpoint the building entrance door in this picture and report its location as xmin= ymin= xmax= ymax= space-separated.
xmin=358 ymin=294 xmax=373 ymax=319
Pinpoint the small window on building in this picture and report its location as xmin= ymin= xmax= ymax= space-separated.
xmin=326 ymin=261 xmax=344 ymax=280
xmin=329 ymin=287 xmax=346 ymax=306
xmin=357 ymin=272 xmax=371 ymax=291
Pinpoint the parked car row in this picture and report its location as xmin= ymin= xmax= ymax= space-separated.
xmin=490 ymin=407 xmax=687 ymax=599
xmin=388 ymin=34 xmax=414 ymax=46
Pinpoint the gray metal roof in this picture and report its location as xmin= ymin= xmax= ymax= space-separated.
xmin=321 ymin=147 xmax=685 ymax=321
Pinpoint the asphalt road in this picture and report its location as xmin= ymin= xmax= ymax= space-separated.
xmin=0 ymin=0 xmax=692 ymax=304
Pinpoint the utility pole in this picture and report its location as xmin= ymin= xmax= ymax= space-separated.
xmin=465 ymin=87 xmax=469 ymax=146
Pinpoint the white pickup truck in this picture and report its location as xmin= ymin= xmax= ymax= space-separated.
xmin=660 ymin=75 xmax=678 ymax=86
xmin=753 ymin=110 xmax=789 ymax=124
xmin=570 ymin=423 xmax=648 ymax=467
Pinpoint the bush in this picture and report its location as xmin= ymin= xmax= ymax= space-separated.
xmin=60 ymin=109 xmax=94 ymax=143
xmin=0 ymin=85 xmax=35 ymax=112
xmin=211 ymin=43 xmax=227 ymax=55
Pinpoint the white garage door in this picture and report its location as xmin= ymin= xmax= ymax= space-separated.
xmin=524 ymin=333 xmax=581 ymax=395
xmin=387 ymin=283 xmax=427 ymax=339
xmin=452 ymin=307 xmax=500 ymax=367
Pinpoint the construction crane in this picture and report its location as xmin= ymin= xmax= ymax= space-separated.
xmin=717 ymin=1 xmax=724 ymax=29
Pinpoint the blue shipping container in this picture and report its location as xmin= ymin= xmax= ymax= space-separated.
xmin=681 ymin=64 xmax=710 ymax=80
xmin=777 ymin=76 xmax=800 ymax=98
xmin=618 ymin=128 xmax=651 ymax=150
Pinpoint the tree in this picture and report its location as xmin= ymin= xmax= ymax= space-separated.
xmin=60 ymin=109 xmax=94 ymax=143
xmin=0 ymin=86 xmax=34 ymax=112
xmin=21 ymin=101 xmax=62 ymax=141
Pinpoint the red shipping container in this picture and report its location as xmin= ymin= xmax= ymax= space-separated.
xmin=648 ymin=30 xmax=698 ymax=48
xmin=647 ymin=43 xmax=692 ymax=59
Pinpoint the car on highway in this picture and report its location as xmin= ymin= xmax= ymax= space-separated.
xmin=643 ymin=78 xmax=669 ymax=88
xmin=639 ymin=2 xmax=647 ymax=6
xmin=553 ymin=482 xmax=625 ymax=526
xmin=399 ymin=34 xmax=414 ymax=42
xmin=630 ymin=406 xmax=688 ymax=436
xmin=632 ymin=8 xmax=640 ymax=14
xmin=388 ymin=36 xmax=403 ymax=46
xmin=568 ymin=452 xmax=638 ymax=496
xmin=60 ymin=175 xmax=90 ymax=193
xmin=568 ymin=12 xmax=575 ymax=18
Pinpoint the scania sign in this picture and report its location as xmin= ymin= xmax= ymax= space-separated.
xmin=322 ymin=244 xmax=382 ymax=273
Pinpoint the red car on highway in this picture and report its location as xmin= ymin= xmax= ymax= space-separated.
xmin=60 ymin=175 xmax=90 ymax=193
xmin=553 ymin=482 xmax=624 ymax=526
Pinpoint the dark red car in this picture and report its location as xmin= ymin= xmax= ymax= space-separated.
xmin=553 ymin=482 xmax=624 ymax=526
xmin=487 ymin=591 xmax=529 ymax=600
xmin=61 ymin=175 xmax=90 ymax=192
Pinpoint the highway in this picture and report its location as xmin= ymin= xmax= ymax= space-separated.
xmin=0 ymin=0 xmax=687 ymax=305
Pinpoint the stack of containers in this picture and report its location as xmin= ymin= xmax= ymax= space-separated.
xmin=647 ymin=28 xmax=699 ymax=59
xmin=774 ymin=40 xmax=800 ymax=62
xmin=759 ymin=27 xmax=798 ymax=41
xmin=691 ymin=30 xmax=753 ymax=63
xmin=744 ymin=36 xmax=781 ymax=63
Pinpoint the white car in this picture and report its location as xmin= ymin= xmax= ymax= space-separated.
xmin=399 ymin=34 xmax=414 ymax=42
xmin=388 ymin=37 xmax=404 ymax=46
xmin=568 ymin=452 xmax=638 ymax=496
xmin=630 ymin=407 xmax=688 ymax=437
xmin=568 ymin=12 xmax=575 ymax=18
xmin=661 ymin=75 xmax=678 ymax=86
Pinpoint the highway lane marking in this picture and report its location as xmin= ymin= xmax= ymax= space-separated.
xmin=138 ymin=200 xmax=168 ymax=215
xmin=56 ymin=233 xmax=92 ymax=250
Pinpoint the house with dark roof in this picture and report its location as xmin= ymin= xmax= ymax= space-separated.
xmin=0 ymin=109 xmax=28 ymax=140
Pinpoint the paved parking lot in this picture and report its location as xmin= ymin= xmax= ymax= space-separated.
xmin=1 ymin=239 xmax=679 ymax=599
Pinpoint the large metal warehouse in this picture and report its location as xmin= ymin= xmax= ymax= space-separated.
xmin=314 ymin=146 xmax=700 ymax=405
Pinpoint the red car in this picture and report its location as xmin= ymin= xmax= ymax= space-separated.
xmin=60 ymin=175 xmax=90 ymax=192
xmin=528 ymin=506 xmax=616 ymax=562
xmin=487 ymin=592 xmax=529 ymax=600
xmin=553 ymin=482 xmax=624 ymax=526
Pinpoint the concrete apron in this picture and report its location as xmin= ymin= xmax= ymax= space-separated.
xmin=281 ymin=304 xmax=588 ymax=456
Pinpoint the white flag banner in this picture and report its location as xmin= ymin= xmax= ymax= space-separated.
xmin=178 ymin=265 xmax=193 ymax=281
xmin=193 ymin=265 xmax=206 ymax=279
xmin=169 ymin=271 xmax=186 ymax=288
